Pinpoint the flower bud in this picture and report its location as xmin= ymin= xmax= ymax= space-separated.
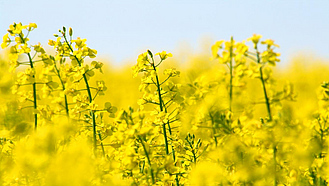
xmin=147 ymin=50 xmax=153 ymax=58
xmin=69 ymin=27 xmax=73 ymax=36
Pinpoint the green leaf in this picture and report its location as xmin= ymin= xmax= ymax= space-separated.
xmin=86 ymin=70 xmax=94 ymax=77
xmin=48 ymin=81 xmax=59 ymax=89
xmin=104 ymin=102 xmax=111 ymax=108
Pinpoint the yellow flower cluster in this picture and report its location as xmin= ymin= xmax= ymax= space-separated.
xmin=1 ymin=23 xmax=329 ymax=186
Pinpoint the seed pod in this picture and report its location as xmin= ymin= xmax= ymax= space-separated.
xmin=197 ymin=139 xmax=201 ymax=145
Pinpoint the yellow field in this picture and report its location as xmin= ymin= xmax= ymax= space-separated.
xmin=1 ymin=22 xmax=329 ymax=186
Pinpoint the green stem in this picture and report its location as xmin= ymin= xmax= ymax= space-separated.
xmin=175 ymin=175 xmax=180 ymax=186
xmin=273 ymin=145 xmax=277 ymax=186
xmin=255 ymin=46 xmax=272 ymax=121
xmin=138 ymin=136 xmax=155 ymax=184
xmin=54 ymin=64 xmax=69 ymax=115
xmin=98 ymin=133 xmax=105 ymax=157
xmin=149 ymin=53 xmax=179 ymax=184
xmin=151 ymin=58 xmax=169 ymax=155
xmin=229 ymin=36 xmax=234 ymax=112
xmin=63 ymin=33 xmax=97 ymax=153
xmin=209 ymin=112 xmax=218 ymax=147
xmin=29 ymin=53 xmax=38 ymax=130
xmin=318 ymin=127 xmax=325 ymax=185
xmin=20 ymin=33 xmax=38 ymax=129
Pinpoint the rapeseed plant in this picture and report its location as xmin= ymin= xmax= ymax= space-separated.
xmin=1 ymin=22 xmax=329 ymax=186
xmin=2 ymin=23 xmax=39 ymax=129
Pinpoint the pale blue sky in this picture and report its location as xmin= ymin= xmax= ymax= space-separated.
xmin=1 ymin=0 xmax=329 ymax=67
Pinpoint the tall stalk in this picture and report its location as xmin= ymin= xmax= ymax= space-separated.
xmin=150 ymin=55 xmax=170 ymax=155
xmin=138 ymin=135 xmax=155 ymax=184
xmin=273 ymin=144 xmax=277 ymax=186
xmin=255 ymin=46 xmax=272 ymax=121
xmin=151 ymin=55 xmax=180 ymax=186
xmin=229 ymin=36 xmax=234 ymax=112
xmin=19 ymin=33 xmax=38 ymax=129
xmin=54 ymin=64 xmax=69 ymax=115
xmin=149 ymin=51 xmax=178 ymax=164
xmin=63 ymin=32 xmax=97 ymax=153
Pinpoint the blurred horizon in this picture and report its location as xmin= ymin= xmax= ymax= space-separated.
xmin=1 ymin=0 xmax=329 ymax=68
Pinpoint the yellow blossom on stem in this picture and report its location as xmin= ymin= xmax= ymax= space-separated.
xmin=248 ymin=34 xmax=262 ymax=48
xmin=33 ymin=42 xmax=46 ymax=53
xmin=261 ymin=39 xmax=280 ymax=49
xmin=91 ymin=61 xmax=103 ymax=73
xmin=48 ymin=39 xmax=56 ymax=46
xmin=27 ymin=23 xmax=37 ymax=31
xmin=224 ymin=40 xmax=235 ymax=51
xmin=88 ymin=101 xmax=98 ymax=110
xmin=1 ymin=33 xmax=11 ymax=49
xmin=20 ymin=44 xmax=31 ymax=53
xmin=155 ymin=51 xmax=173 ymax=60
xmin=211 ymin=40 xmax=224 ymax=60
xmin=72 ymin=37 xmax=87 ymax=49
xmin=7 ymin=22 xmax=26 ymax=36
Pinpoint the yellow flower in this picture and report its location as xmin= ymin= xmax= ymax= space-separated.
xmin=261 ymin=39 xmax=280 ymax=48
xmin=88 ymin=101 xmax=98 ymax=110
xmin=137 ymin=52 xmax=148 ymax=65
xmin=33 ymin=42 xmax=46 ymax=53
xmin=211 ymin=40 xmax=224 ymax=60
xmin=96 ymin=80 xmax=107 ymax=95
xmin=25 ymin=67 xmax=35 ymax=76
xmin=132 ymin=52 xmax=149 ymax=77
xmin=235 ymin=42 xmax=248 ymax=64
xmin=1 ymin=33 xmax=11 ymax=49
xmin=224 ymin=40 xmax=234 ymax=51
xmin=15 ymin=35 xmax=29 ymax=44
xmin=72 ymin=48 xmax=84 ymax=60
xmin=261 ymin=49 xmax=280 ymax=66
xmin=91 ymin=61 xmax=103 ymax=73
xmin=72 ymin=37 xmax=87 ymax=49
xmin=86 ymin=47 xmax=97 ymax=58
xmin=8 ymin=22 xmax=26 ymax=36
xmin=48 ymin=39 xmax=56 ymax=46
xmin=248 ymin=34 xmax=262 ymax=46
xmin=163 ymin=68 xmax=180 ymax=77
xmin=235 ymin=42 xmax=248 ymax=55
xmin=27 ymin=23 xmax=37 ymax=31
xmin=41 ymin=84 xmax=52 ymax=98
xmin=156 ymin=51 xmax=173 ymax=60
xmin=20 ymin=44 xmax=31 ymax=53
xmin=218 ymin=51 xmax=230 ymax=64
